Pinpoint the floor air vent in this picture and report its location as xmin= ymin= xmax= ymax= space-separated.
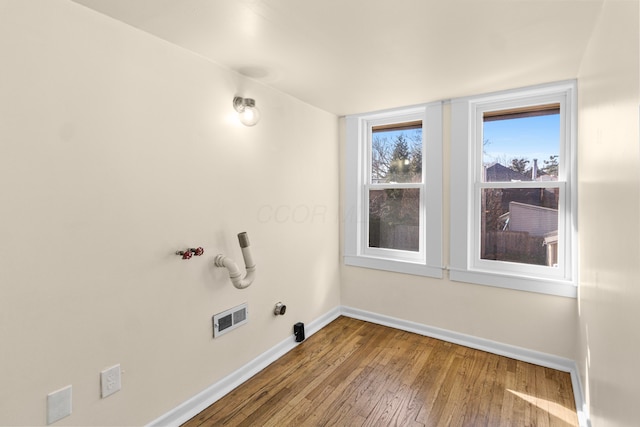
xmin=212 ymin=303 xmax=248 ymax=338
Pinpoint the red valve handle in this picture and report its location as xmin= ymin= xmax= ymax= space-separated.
xmin=175 ymin=250 xmax=193 ymax=259
xmin=191 ymin=247 xmax=204 ymax=256
xmin=176 ymin=247 xmax=203 ymax=259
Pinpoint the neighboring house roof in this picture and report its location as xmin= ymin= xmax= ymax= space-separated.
xmin=543 ymin=230 xmax=559 ymax=245
xmin=484 ymin=163 xmax=531 ymax=182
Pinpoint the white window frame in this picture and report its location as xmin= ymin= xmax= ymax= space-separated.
xmin=450 ymin=81 xmax=578 ymax=297
xmin=344 ymin=102 xmax=443 ymax=278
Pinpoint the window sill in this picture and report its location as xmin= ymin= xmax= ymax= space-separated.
xmin=344 ymin=255 xmax=443 ymax=279
xmin=449 ymin=268 xmax=577 ymax=298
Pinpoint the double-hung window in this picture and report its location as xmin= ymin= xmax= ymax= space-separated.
xmin=450 ymin=81 xmax=577 ymax=297
xmin=344 ymin=103 xmax=443 ymax=278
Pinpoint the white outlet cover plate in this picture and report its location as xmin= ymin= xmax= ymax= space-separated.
xmin=47 ymin=385 xmax=72 ymax=425
xmin=100 ymin=364 xmax=121 ymax=398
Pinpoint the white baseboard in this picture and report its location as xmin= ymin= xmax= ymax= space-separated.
xmin=147 ymin=305 xmax=589 ymax=427
xmin=340 ymin=306 xmax=590 ymax=427
xmin=145 ymin=306 xmax=341 ymax=427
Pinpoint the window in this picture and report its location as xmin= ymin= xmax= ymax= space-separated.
xmin=344 ymin=103 xmax=443 ymax=277
xmin=450 ymin=81 xmax=577 ymax=297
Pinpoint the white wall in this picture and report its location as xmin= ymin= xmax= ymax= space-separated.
xmin=0 ymin=1 xmax=340 ymax=425
xmin=340 ymin=103 xmax=578 ymax=359
xmin=577 ymin=1 xmax=640 ymax=426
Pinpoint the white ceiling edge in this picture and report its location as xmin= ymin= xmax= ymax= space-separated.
xmin=70 ymin=0 xmax=604 ymax=116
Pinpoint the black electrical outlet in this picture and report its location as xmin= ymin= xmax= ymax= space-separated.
xmin=294 ymin=322 xmax=305 ymax=342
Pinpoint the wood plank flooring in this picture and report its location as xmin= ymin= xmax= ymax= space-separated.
xmin=183 ymin=316 xmax=578 ymax=427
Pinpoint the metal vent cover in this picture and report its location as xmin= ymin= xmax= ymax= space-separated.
xmin=212 ymin=303 xmax=248 ymax=338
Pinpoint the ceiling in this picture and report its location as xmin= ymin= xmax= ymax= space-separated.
xmin=71 ymin=0 xmax=604 ymax=116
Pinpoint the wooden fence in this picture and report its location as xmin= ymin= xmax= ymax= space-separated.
xmin=369 ymin=221 xmax=419 ymax=252
xmin=482 ymin=231 xmax=546 ymax=266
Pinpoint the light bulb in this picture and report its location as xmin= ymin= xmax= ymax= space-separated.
xmin=233 ymin=96 xmax=261 ymax=126
xmin=239 ymin=105 xmax=260 ymax=126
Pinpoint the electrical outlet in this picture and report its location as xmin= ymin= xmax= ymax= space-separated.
xmin=47 ymin=385 xmax=72 ymax=425
xmin=100 ymin=364 xmax=121 ymax=398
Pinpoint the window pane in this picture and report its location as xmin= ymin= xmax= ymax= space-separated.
xmin=482 ymin=105 xmax=559 ymax=183
xmin=371 ymin=122 xmax=422 ymax=184
xmin=480 ymin=188 xmax=559 ymax=266
xmin=369 ymin=188 xmax=420 ymax=251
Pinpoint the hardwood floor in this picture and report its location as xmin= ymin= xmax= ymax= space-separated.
xmin=184 ymin=316 xmax=578 ymax=427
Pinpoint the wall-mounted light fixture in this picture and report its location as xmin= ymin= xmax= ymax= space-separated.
xmin=233 ymin=96 xmax=260 ymax=127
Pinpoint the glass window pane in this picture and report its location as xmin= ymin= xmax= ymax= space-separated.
xmin=482 ymin=105 xmax=560 ymax=183
xmin=369 ymin=188 xmax=420 ymax=252
xmin=371 ymin=122 xmax=422 ymax=184
xmin=480 ymin=188 xmax=559 ymax=267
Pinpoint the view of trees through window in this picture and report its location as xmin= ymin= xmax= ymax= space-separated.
xmin=368 ymin=122 xmax=422 ymax=252
xmin=481 ymin=106 xmax=561 ymax=267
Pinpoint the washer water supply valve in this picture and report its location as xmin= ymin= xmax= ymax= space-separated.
xmin=175 ymin=247 xmax=205 ymax=260
xmin=274 ymin=302 xmax=287 ymax=316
